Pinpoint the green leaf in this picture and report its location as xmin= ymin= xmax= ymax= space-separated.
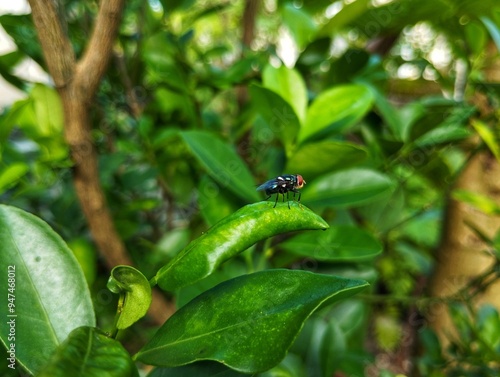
xmin=67 ymin=238 xmax=97 ymax=286
xmin=263 ymin=64 xmax=307 ymax=123
xmin=280 ymin=225 xmax=382 ymax=262
xmin=285 ymin=140 xmax=367 ymax=179
xmin=481 ymin=16 xmax=500 ymax=52
xmin=302 ymin=168 xmax=395 ymax=208
xmin=317 ymin=0 xmax=371 ymax=37
xmin=30 ymin=84 xmax=64 ymax=137
xmin=136 ymin=269 xmax=368 ymax=373
xmin=153 ymin=202 xmax=328 ymax=291
xmin=147 ymin=361 xmax=249 ymax=377
xmin=413 ymin=124 xmax=472 ymax=147
xmin=181 ymin=131 xmax=259 ymax=202
xmin=471 ymin=119 xmax=500 ymax=161
xmin=38 ymin=327 xmax=139 ymax=377
xmin=0 ymin=205 xmax=95 ymax=375
xmin=0 ymin=162 xmax=29 ymax=194
xmin=198 ymin=175 xmax=241 ymax=227
xmin=281 ymin=4 xmax=318 ymax=50
xmin=298 ymin=84 xmax=373 ymax=142
xmin=107 ymin=266 xmax=152 ymax=330
xmin=452 ymin=189 xmax=500 ymax=215
xmin=249 ymin=84 xmax=302 ymax=156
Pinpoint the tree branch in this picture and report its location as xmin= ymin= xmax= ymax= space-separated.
xmin=75 ymin=0 xmax=124 ymax=98
xmin=27 ymin=0 xmax=74 ymax=87
xmin=29 ymin=0 xmax=175 ymax=325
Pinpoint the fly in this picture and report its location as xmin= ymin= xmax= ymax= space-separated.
xmin=256 ymin=174 xmax=306 ymax=209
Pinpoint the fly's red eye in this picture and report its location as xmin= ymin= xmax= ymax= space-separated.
xmin=296 ymin=175 xmax=305 ymax=188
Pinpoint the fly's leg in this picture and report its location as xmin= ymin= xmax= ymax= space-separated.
xmin=273 ymin=194 xmax=279 ymax=208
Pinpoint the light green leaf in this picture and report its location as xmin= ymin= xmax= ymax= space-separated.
xmin=0 ymin=205 xmax=95 ymax=375
xmin=263 ymin=64 xmax=307 ymax=123
xmin=107 ymin=266 xmax=152 ymax=330
xmin=318 ymin=0 xmax=371 ymax=37
xmin=0 ymin=162 xmax=29 ymax=194
xmin=282 ymin=3 xmax=318 ymax=50
xmin=136 ymin=270 xmax=368 ymax=373
xmin=471 ymin=119 xmax=500 ymax=161
xmin=452 ymin=189 xmax=500 ymax=215
xmin=299 ymin=84 xmax=373 ymax=142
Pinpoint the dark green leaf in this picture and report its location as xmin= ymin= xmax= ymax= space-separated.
xmin=107 ymin=266 xmax=152 ymax=330
xmin=280 ymin=225 xmax=382 ymax=262
xmin=136 ymin=270 xmax=368 ymax=373
xmin=147 ymin=361 xmax=249 ymax=377
xmin=153 ymin=202 xmax=328 ymax=291
xmin=181 ymin=131 xmax=259 ymax=202
xmin=302 ymin=168 xmax=395 ymax=208
xmin=0 ymin=205 xmax=95 ymax=375
xmin=298 ymin=84 xmax=373 ymax=142
xmin=38 ymin=327 xmax=138 ymax=377
xmin=285 ymin=140 xmax=367 ymax=179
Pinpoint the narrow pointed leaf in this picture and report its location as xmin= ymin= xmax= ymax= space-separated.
xmin=181 ymin=131 xmax=259 ymax=202
xmin=136 ymin=270 xmax=368 ymax=373
xmin=0 ymin=205 xmax=95 ymax=375
xmin=107 ymin=266 xmax=152 ymax=330
xmin=153 ymin=202 xmax=328 ymax=291
xmin=38 ymin=327 xmax=138 ymax=377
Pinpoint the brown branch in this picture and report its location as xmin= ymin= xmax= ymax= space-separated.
xmin=29 ymin=0 xmax=175 ymax=325
xmin=28 ymin=0 xmax=75 ymax=87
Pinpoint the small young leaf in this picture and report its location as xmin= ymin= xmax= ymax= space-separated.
xmin=136 ymin=269 xmax=368 ymax=373
xmin=38 ymin=327 xmax=138 ymax=377
xmin=107 ymin=266 xmax=152 ymax=330
xmin=153 ymin=202 xmax=328 ymax=291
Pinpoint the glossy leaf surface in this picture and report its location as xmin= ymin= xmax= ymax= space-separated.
xmin=136 ymin=270 xmax=368 ymax=373
xmin=302 ymin=168 xmax=395 ymax=208
xmin=298 ymin=84 xmax=373 ymax=142
xmin=285 ymin=140 xmax=367 ymax=179
xmin=107 ymin=266 xmax=152 ymax=329
xmin=38 ymin=327 xmax=138 ymax=377
xmin=262 ymin=64 xmax=307 ymax=123
xmin=0 ymin=205 xmax=95 ymax=375
xmin=181 ymin=131 xmax=259 ymax=202
xmin=153 ymin=202 xmax=328 ymax=291
xmin=280 ymin=225 xmax=382 ymax=262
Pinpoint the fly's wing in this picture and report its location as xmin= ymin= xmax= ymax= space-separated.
xmin=256 ymin=178 xmax=278 ymax=192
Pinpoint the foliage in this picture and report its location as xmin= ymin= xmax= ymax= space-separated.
xmin=1 ymin=0 xmax=500 ymax=376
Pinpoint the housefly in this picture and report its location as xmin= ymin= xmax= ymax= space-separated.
xmin=256 ymin=174 xmax=306 ymax=208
